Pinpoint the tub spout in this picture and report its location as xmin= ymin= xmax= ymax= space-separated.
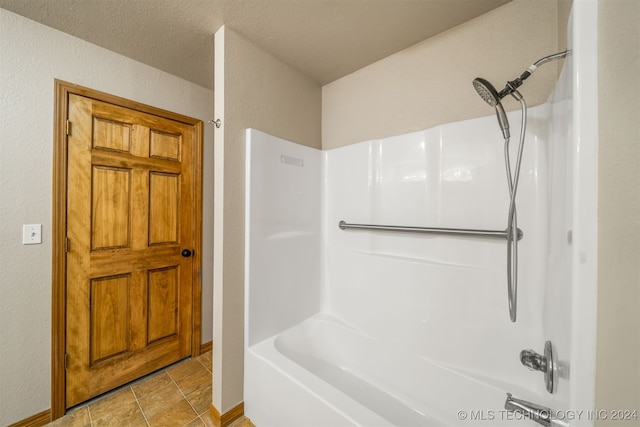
xmin=504 ymin=393 xmax=551 ymax=427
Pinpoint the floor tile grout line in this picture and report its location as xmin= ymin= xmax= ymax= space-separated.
xmin=184 ymin=355 xmax=214 ymax=427
xmin=87 ymin=405 xmax=97 ymax=427
xmin=87 ymin=403 xmax=94 ymax=427
xmin=166 ymin=365 xmax=203 ymax=426
xmin=198 ymin=355 xmax=214 ymax=424
xmin=200 ymin=365 xmax=213 ymax=376
xmin=196 ymin=352 xmax=214 ymax=419
xmin=131 ymin=384 xmax=152 ymax=426
xmin=198 ymin=356 xmax=213 ymax=376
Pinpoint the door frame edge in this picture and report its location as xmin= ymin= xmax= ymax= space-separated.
xmin=51 ymin=79 xmax=71 ymax=421
xmin=191 ymin=120 xmax=204 ymax=358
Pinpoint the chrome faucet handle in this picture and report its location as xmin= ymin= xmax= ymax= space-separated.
xmin=519 ymin=341 xmax=555 ymax=394
xmin=520 ymin=349 xmax=548 ymax=372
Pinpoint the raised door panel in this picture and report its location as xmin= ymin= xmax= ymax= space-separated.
xmin=91 ymin=167 xmax=131 ymax=250
xmin=92 ymin=117 xmax=132 ymax=153
xmin=150 ymin=130 xmax=181 ymax=161
xmin=90 ymin=275 xmax=130 ymax=363
xmin=149 ymin=172 xmax=179 ymax=245
xmin=147 ymin=267 xmax=179 ymax=344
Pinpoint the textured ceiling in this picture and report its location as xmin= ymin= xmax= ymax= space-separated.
xmin=0 ymin=0 xmax=511 ymax=89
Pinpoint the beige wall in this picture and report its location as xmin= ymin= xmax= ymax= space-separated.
xmin=322 ymin=0 xmax=562 ymax=150
xmin=557 ymin=0 xmax=573 ymax=52
xmin=212 ymin=25 xmax=321 ymax=413
xmin=595 ymin=0 xmax=640 ymax=424
xmin=0 ymin=9 xmax=214 ymax=426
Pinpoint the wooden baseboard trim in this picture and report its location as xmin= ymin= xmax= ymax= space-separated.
xmin=210 ymin=402 xmax=244 ymax=427
xmin=8 ymin=409 xmax=51 ymax=427
xmin=14 ymin=341 xmax=208 ymax=427
xmin=200 ymin=340 xmax=212 ymax=354
xmin=14 ymin=344 xmax=213 ymax=427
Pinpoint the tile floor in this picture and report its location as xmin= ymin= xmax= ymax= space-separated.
xmin=47 ymin=351 xmax=255 ymax=427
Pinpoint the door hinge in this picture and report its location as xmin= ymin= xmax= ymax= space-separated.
xmin=65 ymin=237 xmax=71 ymax=253
xmin=66 ymin=120 xmax=72 ymax=136
xmin=64 ymin=353 xmax=70 ymax=369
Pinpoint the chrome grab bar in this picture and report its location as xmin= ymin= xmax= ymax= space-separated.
xmin=338 ymin=220 xmax=523 ymax=241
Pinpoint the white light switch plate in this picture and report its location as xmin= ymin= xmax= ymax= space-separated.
xmin=23 ymin=224 xmax=42 ymax=244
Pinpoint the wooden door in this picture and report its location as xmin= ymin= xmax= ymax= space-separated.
xmin=65 ymin=94 xmax=196 ymax=407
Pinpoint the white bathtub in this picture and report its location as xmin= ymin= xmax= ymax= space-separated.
xmin=247 ymin=314 xmax=541 ymax=427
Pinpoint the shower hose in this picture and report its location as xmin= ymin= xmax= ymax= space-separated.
xmin=505 ymin=91 xmax=527 ymax=323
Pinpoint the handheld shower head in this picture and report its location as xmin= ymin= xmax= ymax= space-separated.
xmin=473 ymin=77 xmax=500 ymax=107
xmin=472 ymin=51 xmax=570 ymax=323
xmin=472 ymin=51 xmax=570 ymax=140
xmin=473 ymin=77 xmax=510 ymax=139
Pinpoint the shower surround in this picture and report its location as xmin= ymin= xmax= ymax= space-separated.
xmin=244 ymin=4 xmax=597 ymax=425
xmin=246 ymin=102 xmax=554 ymax=425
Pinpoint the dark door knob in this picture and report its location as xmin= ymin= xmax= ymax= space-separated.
xmin=181 ymin=249 xmax=193 ymax=257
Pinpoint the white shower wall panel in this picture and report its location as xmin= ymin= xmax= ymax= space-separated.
xmin=324 ymin=110 xmax=550 ymax=388
xmin=245 ymin=129 xmax=323 ymax=347
xmin=541 ymin=36 xmax=574 ymax=410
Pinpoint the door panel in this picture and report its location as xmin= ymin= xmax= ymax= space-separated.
xmin=91 ymin=166 xmax=131 ymax=249
xmin=65 ymin=94 xmax=194 ymax=407
xmin=149 ymin=172 xmax=179 ymax=244
xmin=148 ymin=267 xmax=179 ymax=343
xmin=90 ymin=275 xmax=130 ymax=363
